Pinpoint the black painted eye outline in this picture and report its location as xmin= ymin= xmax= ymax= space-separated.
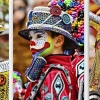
xmin=28 ymin=29 xmax=46 ymax=40
xmin=29 ymin=35 xmax=32 ymax=40
xmin=37 ymin=34 xmax=43 ymax=38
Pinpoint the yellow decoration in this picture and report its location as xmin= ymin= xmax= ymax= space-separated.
xmin=0 ymin=24 xmax=4 ymax=32
xmin=96 ymin=30 xmax=100 ymax=41
xmin=96 ymin=9 xmax=100 ymax=15
xmin=0 ymin=71 xmax=9 ymax=100
xmin=0 ymin=0 xmax=9 ymax=6
xmin=89 ymin=30 xmax=100 ymax=92
xmin=89 ymin=20 xmax=100 ymax=31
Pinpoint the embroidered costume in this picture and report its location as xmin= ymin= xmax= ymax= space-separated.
xmin=24 ymin=55 xmax=78 ymax=100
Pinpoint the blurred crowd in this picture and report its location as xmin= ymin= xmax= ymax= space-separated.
xmin=13 ymin=0 xmax=49 ymax=84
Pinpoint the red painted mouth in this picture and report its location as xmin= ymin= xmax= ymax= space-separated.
xmin=30 ymin=42 xmax=50 ymax=54
xmin=30 ymin=41 xmax=36 ymax=46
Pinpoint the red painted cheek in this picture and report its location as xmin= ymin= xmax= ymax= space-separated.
xmin=15 ymin=87 xmax=18 ymax=91
xmin=45 ymin=42 xmax=50 ymax=48
xmin=30 ymin=41 xmax=36 ymax=46
xmin=30 ymin=42 xmax=50 ymax=54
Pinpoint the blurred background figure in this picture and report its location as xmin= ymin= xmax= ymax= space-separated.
xmin=13 ymin=0 xmax=28 ymax=26
xmin=13 ymin=71 xmax=23 ymax=100
xmin=89 ymin=0 xmax=100 ymax=70
xmin=0 ymin=0 xmax=9 ymax=61
xmin=13 ymin=0 xmax=49 ymax=85
xmin=13 ymin=0 xmax=31 ymax=85
xmin=27 ymin=0 xmax=49 ymax=11
xmin=0 ymin=0 xmax=9 ymax=100
xmin=0 ymin=30 xmax=9 ymax=61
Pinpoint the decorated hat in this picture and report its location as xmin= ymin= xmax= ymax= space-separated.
xmin=18 ymin=0 xmax=84 ymax=49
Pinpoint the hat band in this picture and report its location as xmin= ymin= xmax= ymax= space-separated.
xmin=28 ymin=24 xmax=71 ymax=35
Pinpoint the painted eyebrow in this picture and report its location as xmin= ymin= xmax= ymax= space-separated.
xmin=34 ymin=30 xmax=45 ymax=34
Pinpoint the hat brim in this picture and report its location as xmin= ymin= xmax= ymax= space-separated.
xmin=18 ymin=28 xmax=78 ymax=49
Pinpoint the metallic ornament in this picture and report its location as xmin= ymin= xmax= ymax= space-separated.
xmin=92 ymin=0 xmax=100 ymax=6
xmin=89 ymin=11 xmax=100 ymax=25
xmin=0 ymin=74 xmax=6 ymax=86
xmin=0 ymin=71 xmax=9 ymax=100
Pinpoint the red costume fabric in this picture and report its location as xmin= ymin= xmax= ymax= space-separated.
xmin=71 ymin=55 xmax=84 ymax=87
xmin=24 ymin=55 xmax=78 ymax=100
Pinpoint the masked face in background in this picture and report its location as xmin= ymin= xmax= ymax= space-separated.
xmin=29 ymin=30 xmax=54 ymax=57
xmin=13 ymin=81 xmax=22 ymax=95
xmin=0 ymin=34 xmax=9 ymax=60
xmin=13 ymin=0 xmax=27 ymax=25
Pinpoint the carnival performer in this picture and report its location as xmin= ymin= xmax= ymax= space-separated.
xmin=18 ymin=0 xmax=84 ymax=100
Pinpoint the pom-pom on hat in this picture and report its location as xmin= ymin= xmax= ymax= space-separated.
xmin=13 ymin=71 xmax=22 ymax=83
xmin=18 ymin=5 xmax=78 ymax=49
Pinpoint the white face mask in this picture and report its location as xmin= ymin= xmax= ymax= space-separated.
xmin=13 ymin=82 xmax=22 ymax=94
xmin=29 ymin=30 xmax=49 ymax=55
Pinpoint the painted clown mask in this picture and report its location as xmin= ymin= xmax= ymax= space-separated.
xmin=29 ymin=30 xmax=54 ymax=57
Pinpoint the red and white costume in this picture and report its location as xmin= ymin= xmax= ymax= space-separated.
xmin=24 ymin=55 xmax=78 ymax=100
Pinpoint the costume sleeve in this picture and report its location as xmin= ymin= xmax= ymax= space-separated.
xmin=72 ymin=56 xmax=84 ymax=84
xmin=72 ymin=55 xmax=84 ymax=100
